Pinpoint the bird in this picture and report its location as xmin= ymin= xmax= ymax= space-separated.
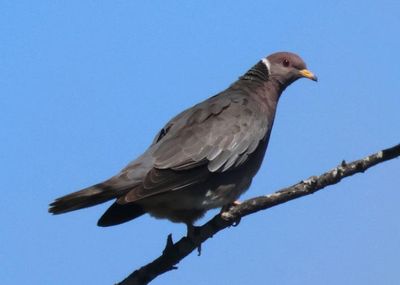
xmin=49 ymin=51 xmax=317 ymax=233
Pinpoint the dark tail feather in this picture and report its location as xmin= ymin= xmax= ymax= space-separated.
xmin=49 ymin=183 xmax=118 ymax=215
xmin=97 ymin=202 xmax=145 ymax=227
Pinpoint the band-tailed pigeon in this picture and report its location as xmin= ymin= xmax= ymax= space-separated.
xmin=49 ymin=52 xmax=317 ymax=230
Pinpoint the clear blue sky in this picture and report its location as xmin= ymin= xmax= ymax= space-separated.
xmin=1 ymin=1 xmax=399 ymax=284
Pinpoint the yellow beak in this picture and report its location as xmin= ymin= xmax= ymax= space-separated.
xmin=299 ymin=69 xmax=318 ymax=81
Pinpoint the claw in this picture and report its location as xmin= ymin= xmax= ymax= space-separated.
xmin=197 ymin=243 xmax=202 ymax=256
xmin=220 ymin=201 xmax=242 ymax=227
xmin=232 ymin=217 xmax=241 ymax=227
xmin=220 ymin=200 xmax=241 ymax=213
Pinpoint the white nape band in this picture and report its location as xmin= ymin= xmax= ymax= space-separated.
xmin=261 ymin=58 xmax=271 ymax=74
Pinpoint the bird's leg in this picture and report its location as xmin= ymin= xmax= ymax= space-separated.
xmin=220 ymin=200 xmax=242 ymax=227
xmin=186 ymin=223 xmax=202 ymax=256
xmin=186 ymin=223 xmax=202 ymax=239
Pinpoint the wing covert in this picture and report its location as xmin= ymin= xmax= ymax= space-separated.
xmin=152 ymin=93 xmax=270 ymax=173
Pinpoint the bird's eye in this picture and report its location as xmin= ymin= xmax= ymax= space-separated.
xmin=282 ymin=59 xmax=290 ymax=67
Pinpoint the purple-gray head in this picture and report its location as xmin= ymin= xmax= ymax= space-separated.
xmin=263 ymin=52 xmax=317 ymax=87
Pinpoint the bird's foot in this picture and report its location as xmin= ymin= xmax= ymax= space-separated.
xmin=220 ymin=200 xmax=241 ymax=213
xmin=220 ymin=200 xmax=241 ymax=227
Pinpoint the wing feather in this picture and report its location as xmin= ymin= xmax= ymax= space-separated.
xmin=120 ymin=91 xmax=272 ymax=204
xmin=153 ymin=93 xmax=270 ymax=173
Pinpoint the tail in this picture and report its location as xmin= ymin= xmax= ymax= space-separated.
xmin=49 ymin=183 xmax=118 ymax=215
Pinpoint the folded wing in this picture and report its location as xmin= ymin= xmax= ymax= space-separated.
xmin=120 ymin=91 xmax=271 ymax=204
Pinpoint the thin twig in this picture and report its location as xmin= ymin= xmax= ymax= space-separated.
xmin=116 ymin=143 xmax=400 ymax=285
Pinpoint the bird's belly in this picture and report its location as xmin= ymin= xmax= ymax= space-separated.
xmin=139 ymin=182 xmax=249 ymax=224
xmin=201 ymin=184 xmax=241 ymax=209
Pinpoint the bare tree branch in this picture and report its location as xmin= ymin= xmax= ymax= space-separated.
xmin=116 ymin=143 xmax=400 ymax=285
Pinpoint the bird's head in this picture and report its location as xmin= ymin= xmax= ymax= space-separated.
xmin=263 ymin=52 xmax=317 ymax=88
